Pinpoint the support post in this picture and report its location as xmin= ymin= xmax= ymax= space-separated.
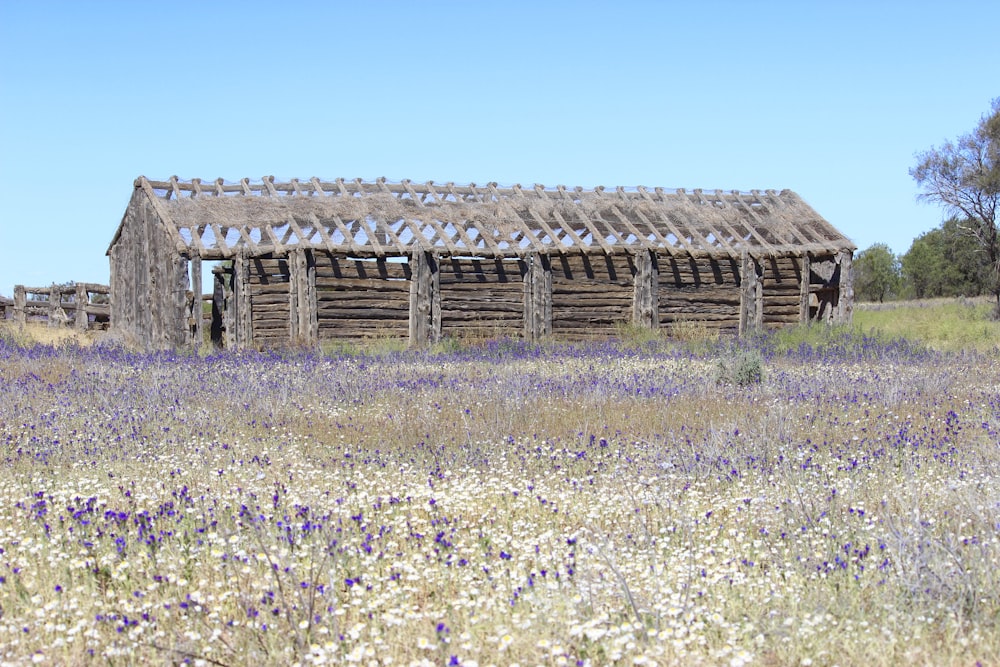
xmin=307 ymin=251 xmax=318 ymax=343
xmin=408 ymin=251 xmax=440 ymax=347
xmin=13 ymin=285 xmax=26 ymax=325
xmin=836 ymin=250 xmax=854 ymax=325
xmin=289 ymin=249 xmax=318 ymax=346
xmin=523 ymin=252 xmax=552 ymax=342
xmin=48 ymin=284 xmax=62 ymax=328
xmin=739 ymin=250 xmax=761 ymax=336
xmin=172 ymin=256 xmax=190 ymax=349
xmin=799 ymin=254 xmax=811 ymax=325
xmin=75 ymin=283 xmax=89 ymax=331
xmin=631 ymin=250 xmax=658 ymax=330
xmin=212 ymin=268 xmax=225 ymax=349
xmin=231 ymin=251 xmax=252 ymax=349
xmin=190 ymin=255 xmax=203 ymax=348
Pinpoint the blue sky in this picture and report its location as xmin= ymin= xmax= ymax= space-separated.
xmin=1 ymin=1 xmax=997 ymax=296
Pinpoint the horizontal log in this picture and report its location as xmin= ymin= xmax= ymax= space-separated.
xmin=318 ymin=308 xmax=409 ymax=318
xmin=439 ymin=277 xmax=524 ymax=288
xmin=251 ymin=314 xmax=291 ymax=324
xmin=441 ymin=310 xmax=523 ymax=322
xmin=252 ymin=305 xmax=290 ymax=316
xmin=317 ymin=291 xmax=409 ymax=301
xmin=315 ymin=277 xmax=409 ymax=289
xmin=660 ymin=312 xmax=740 ymax=324
xmin=314 ymin=262 xmax=410 ymax=280
xmin=317 ymin=300 xmax=409 ymax=312
xmin=663 ymin=291 xmax=741 ymax=301
xmin=763 ymin=298 xmax=801 ymax=308
xmin=440 ymin=284 xmax=523 ymax=294
xmin=318 ymin=321 xmax=408 ymax=331
xmin=250 ymin=283 xmax=291 ymax=295
xmin=662 ymin=319 xmax=739 ymax=330
xmin=551 ymin=283 xmax=633 ymax=294
xmin=552 ymin=322 xmax=627 ymax=331
xmin=251 ymin=294 xmax=291 ymax=307
xmin=442 ymin=319 xmax=523 ymax=327
xmin=442 ymin=301 xmax=523 ymax=313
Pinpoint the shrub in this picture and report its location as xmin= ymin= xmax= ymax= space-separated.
xmin=714 ymin=347 xmax=764 ymax=386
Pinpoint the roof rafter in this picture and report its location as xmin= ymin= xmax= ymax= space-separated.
xmin=118 ymin=175 xmax=854 ymax=261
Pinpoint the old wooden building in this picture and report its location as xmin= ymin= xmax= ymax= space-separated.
xmin=107 ymin=175 xmax=855 ymax=350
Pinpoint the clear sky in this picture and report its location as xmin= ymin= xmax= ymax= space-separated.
xmin=1 ymin=1 xmax=997 ymax=297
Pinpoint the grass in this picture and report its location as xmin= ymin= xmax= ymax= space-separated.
xmin=853 ymin=297 xmax=1000 ymax=353
xmin=1 ymin=303 xmax=999 ymax=665
xmin=0 ymin=322 xmax=104 ymax=348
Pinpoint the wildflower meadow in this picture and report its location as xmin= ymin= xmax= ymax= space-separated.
xmin=1 ymin=329 xmax=998 ymax=666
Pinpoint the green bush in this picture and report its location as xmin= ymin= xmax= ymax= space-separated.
xmin=714 ymin=348 xmax=764 ymax=386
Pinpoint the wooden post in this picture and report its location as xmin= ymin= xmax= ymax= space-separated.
xmin=48 ymin=284 xmax=60 ymax=328
xmin=172 ymin=256 xmax=190 ymax=349
xmin=289 ymin=249 xmax=318 ymax=345
xmin=739 ymin=250 xmax=761 ymax=336
xmin=631 ymin=250 xmax=658 ymax=329
xmin=143 ymin=199 xmax=162 ymax=349
xmin=799 ymin=254 xmax=811 ymax=325
xmin=523 ymin=252 xmax=552 ymax=342
xmin=754 ymin=265 xmax=764 ymax=331
xmin=212 ymin=268 xmax=225 ymax=349
xmin=408 ymin=251 xmax=440 ymax=347
xmin=230 ymin=251 xmax=252 ymax=349
xmin=836 ymin=250 xmax=854 ymax=325
xmin=237 ymin=251 xmax=253 ymax=348
xmin=289 ymin=250 xmax=301 ymax=343
xmin=13 ymin=285 xmax=25 ymax=325
xmin=75 ymin=283 xmax=89 ymax=331
xmin=307 ymin=250 xmax=318 ymax=343
xmin=190 ymin=255 xmax=203 ymax=348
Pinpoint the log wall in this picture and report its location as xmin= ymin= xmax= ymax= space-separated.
xmin=760 ymin=256 xmax=804 ymax=327
xmin=549 ymin=253 xmax=636 ymax=338
xmin=660 ymin=257 xmax=743 ymax=331
xmin=109 ymin=190 xmax=189 ymax=349
xmin=439 ymin=257 xmax=526 ymax=339
xmin=314 ymin=255 xmax=411 ymax=339
xmin=246 ymin=255 xmax=291 ymax=345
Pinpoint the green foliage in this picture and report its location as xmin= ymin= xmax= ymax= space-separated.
xmin=900 ymin=218 xmax=993 ymax=299
xmin=911 ymin=98 xmax=1000 ymax=308
xmin=714 ymin=347 xmax=764 ymax=386
xmin=854 ymin=243 xmax=901 ymax=302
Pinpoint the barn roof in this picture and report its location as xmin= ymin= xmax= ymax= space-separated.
xmin=111 ymin=175 xmax=854 ymax=260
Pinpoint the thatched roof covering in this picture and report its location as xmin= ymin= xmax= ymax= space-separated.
xmin=111 ymin=175 xmax=854 ymax=260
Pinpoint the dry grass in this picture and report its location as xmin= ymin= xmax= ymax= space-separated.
xmin=1 ymin=333 xmax=998 ymax=665
xmin=0 ymin=322 xmax=108 ymax=348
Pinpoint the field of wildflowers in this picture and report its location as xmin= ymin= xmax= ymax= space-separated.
xmin=1 ymin=328 xmax=998 ymax=666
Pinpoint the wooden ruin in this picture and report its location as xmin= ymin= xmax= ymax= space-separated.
xmin=6 ymin=284 xmax=110 ymax=330
xmin=107 ymin=176 xmax=855 ymax=350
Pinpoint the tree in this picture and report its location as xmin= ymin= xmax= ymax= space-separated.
xmin=900 ymin=219 xmax=993 ymax=299
xmin=901 ymin=218 xmax=993 ymax=299
xmin=853 ymin=243 xmax=900 ymax=302
xmin=911 ymin=98 xmax=1000 ymax=315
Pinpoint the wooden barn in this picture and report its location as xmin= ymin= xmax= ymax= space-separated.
xmin=107 ymin=176 xmax=855 ymax=350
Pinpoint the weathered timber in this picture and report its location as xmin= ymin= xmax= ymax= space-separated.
xmin=190 ymin=256 xmax=202 ymax=345
xmin=632 ymin=250 xmax=658 ymax=329
xmin=799 ymin=255 xmax=811 ymax=324
xmin=837 ymin=250 xmax=854 ymax=325
xmin=10 ymin=283 xmax=110 ymax=331
xmin=407 ymin=252 xmax=439 ymax=347
xmin=109 ymin=176 xmax=853 ymax=348
xmin=523 ymin=253 xmax=552 ymax=341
